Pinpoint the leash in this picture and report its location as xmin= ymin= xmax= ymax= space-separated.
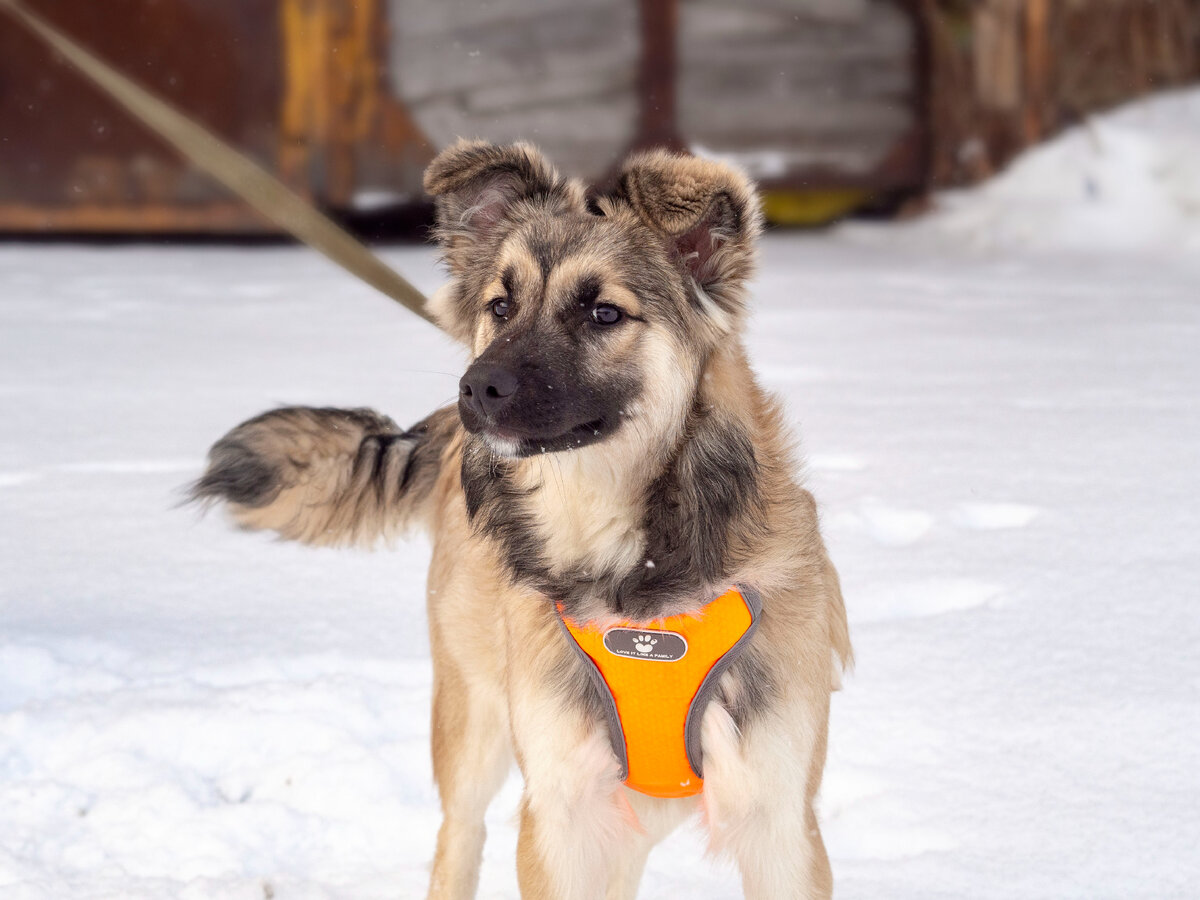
xmin=0 ymin=0 xmax=439 ymax=329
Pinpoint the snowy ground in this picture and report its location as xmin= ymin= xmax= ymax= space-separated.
xmin=3 ymin=94 xmax=1200 ymax=898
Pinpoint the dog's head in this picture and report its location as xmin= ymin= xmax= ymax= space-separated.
xmin=424 ymin=140 xmax=762 ymax=458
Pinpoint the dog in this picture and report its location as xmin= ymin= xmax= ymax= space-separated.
xmin=192 ymin=141 xmax=852 ymax=899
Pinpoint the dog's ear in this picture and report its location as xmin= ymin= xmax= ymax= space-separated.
xmin=424 ymin=140 xmax=581 ymax=277
xmin=617 ymin=150 xmax=762 ymax=330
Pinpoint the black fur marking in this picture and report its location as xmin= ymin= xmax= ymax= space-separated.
xmin=600 ymin=410 xmax=763 ymax=620
xmin=399 ymin=437 xmax=421 ymax=491
xmin=527 ymin=236 xmax=555 ymax=280
xmin=549 ymin=623 xmax=626 ymax=760
xmin=359 ymin=433 xmax=399 ymax=484
xmin=718 ymin=642 xmax=775 ymax=733
xmin=457 ymin=320 xmax=640 ymax=456
xmin=460 ymin=399 xmax=764 ymax=622
xmin=412 ymin=409 xmax=454 ymax=457
xmin=572 ymin=276 xmax=602 ymax=309
xmin=394 ymin=406 xmax=458 ymax=504
xmin=192 ymin=438 xmax=278 ymax=507
xmin=461 ymin=443 xmax=544 ymax=571
xmin=522 ymin=226 xmax=589 ymax=280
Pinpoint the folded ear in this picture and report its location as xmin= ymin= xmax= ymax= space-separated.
xmin=617 ymin=150 xmax=762 ymax=330
xmin=424 ymin=140 xmax=582 ymax=277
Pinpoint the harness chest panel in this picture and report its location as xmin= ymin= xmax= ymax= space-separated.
xmin=558 ymin=585 xmax=760 ymax=799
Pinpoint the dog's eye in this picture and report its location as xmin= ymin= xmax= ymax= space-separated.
xmin=590 ymin=304 xmax=623 ymax=326
xmin=491 ymin=298 xmax=511 ymax=319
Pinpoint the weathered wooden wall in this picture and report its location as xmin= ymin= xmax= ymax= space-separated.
xmin=386 ymin=0 xmax=924 ymax=192
xmin=1054 ymin=0 xmax=1200 ymax=117
xmin=387 ymin=0 xmax=641 ymax=182
xmin=2 ymin=0 xmax=1196 ymax=233
xmin=677 ymin=0 xmax=921 ymax=189
xmin=929 ymin=0 xmax=1200 ymax=186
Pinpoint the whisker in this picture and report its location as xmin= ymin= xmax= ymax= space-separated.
xmin=392 ymin=370 xmax=462 ymax=380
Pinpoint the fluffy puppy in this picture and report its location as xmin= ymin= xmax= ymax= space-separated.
xmin=194 ymin=140 xmax=851 ymax=899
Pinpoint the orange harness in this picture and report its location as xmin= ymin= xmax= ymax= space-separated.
xmin=557 ymin=585 xmax=760 ymax=799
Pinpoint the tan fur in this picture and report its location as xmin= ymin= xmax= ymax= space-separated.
xmin=196 ymin=142 xmax=851 ymax=899
xmin=196 ymin=407 xmax=447 ymax=547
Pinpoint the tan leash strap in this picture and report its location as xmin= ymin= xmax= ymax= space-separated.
xmin=0 ymin=0 xmax=438 ymax=328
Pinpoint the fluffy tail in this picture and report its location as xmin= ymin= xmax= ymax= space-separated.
xmin=825 ymin=552 xmax=854 ymax=684
xmin=191 ymin=405 xmax=457 ymax=547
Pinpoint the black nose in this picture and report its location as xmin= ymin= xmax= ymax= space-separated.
xmin=460 ymin=363 xmax=519 ymax=418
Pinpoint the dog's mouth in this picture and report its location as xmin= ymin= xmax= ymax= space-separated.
xmin=476 ymin=416 xmax=611 ymax=458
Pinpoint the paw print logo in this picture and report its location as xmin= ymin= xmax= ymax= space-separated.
xmin=634 ymin=635 xmax=658 ymax=654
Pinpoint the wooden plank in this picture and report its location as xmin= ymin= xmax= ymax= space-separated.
xmin=679 ymin=99 xmax=913 ymax=138
xmin=682 ymin=1 xmax=912 ymax=48
xmin=686 ymin=0 xmax=874 ymax=23
xmin=412 ymin=90 xmax=638 ymax=181
xmin=415 ymin=95 xmax=639 ymax=144
xmin=1023 ymin=0 xmax=1051 ymax=141
xmin=679 ymin=60 xmax=913 ymax=98
xmin=465 ymin=69 xmax=639 ymax=115
xmin=388 ymin=0 xmax=633 ymax=40
xmin=0 ymin=202 xmax=272 ymax=233
xmin=389 ymin=0 xmax=641 ymax=178
xmin=972 ymin=0 xmax=1022 ymax=112
xmin=675 ymin=6 xmax=811 ymax=42
xmin=391 ymin=15 xmax=638 ymax=102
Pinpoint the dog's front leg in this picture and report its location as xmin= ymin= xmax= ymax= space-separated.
xmin=505 ymin=602 xmax=637 ymax=900
xmin=426 ymin=653 xmax=512 ymax=900
xmin=513 ymin=726 xmax=632 ymax=900
xmin=603 ymin=790 xmax=694 ymax=900
xmin=517 ymin=769 xmax=691 ymax=900
xmin=700 ymin=693 xmax=834 ymax=899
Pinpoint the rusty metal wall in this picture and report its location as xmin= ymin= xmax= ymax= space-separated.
xmin=0 ymin=0 xmax=283 ymax=231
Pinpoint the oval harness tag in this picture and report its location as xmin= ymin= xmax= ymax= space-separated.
xmin=603 ymin=628 xmax=688 ymax=662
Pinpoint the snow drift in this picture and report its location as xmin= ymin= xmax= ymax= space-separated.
xmin=852 ymin=86 xmax=1200 ymax=254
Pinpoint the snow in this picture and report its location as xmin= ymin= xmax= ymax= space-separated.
xmin=845 ymin=86 xmax=1200 ymax=255
xmin=4 ymin=89 xmax=1200 ymax=897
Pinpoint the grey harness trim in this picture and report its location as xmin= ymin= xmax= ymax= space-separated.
xmin=556 ymin=614 xmax=631 ymax=777
xmin=683 ymin=583 xmax=761 ymax=777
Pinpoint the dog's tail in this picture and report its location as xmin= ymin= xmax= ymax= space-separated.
xmin=826 ymin=553 xmax=854 ymax=683
xmin=190 ymin=405 xmax=458 ymax=547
